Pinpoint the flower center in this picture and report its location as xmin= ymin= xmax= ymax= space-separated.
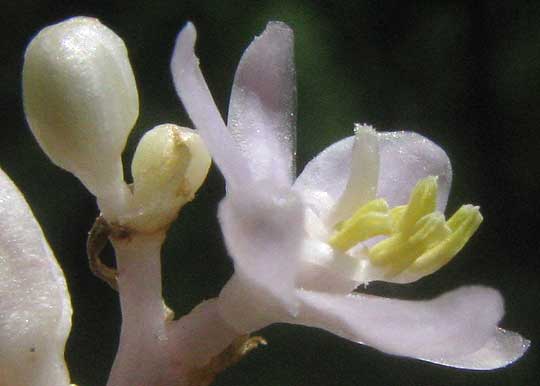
xmin=328 ymin=176 xmax=483 ymax=277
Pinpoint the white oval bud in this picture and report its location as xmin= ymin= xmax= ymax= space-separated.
xmin=127 ymin=124 xmax=211 ymax=232
xmin=22 ymin=17 xmax=138 ymax=198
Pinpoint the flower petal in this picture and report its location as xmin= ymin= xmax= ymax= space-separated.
xmin=0 ymin=168 xmax=72 ymax=386
xmin=377 ymin=131 xmax=452 ymax=211
xmin=228 ymin=21 xmax=296 ymax=187
xmin=171 ymin=22 xmax=250 ymax=187
xmin=295 ymin=286 xmax=517 ymax=367
xmin=294 ymin=130 xmax=452 ymax=218
xmin=293 ymin=136 xmax=354 ymax=217
xmin=217 ymin=186 xmax=305 ymax=332
xmin=425 ymin=328 xmax=530 ymax=370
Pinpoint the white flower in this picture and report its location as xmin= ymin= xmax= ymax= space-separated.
xmin=171 ymin=21 xmax=529 ymax=370
xmin=0 ymin=167 xmax=72 ymax=386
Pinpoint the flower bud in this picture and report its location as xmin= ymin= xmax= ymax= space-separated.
xmin=127 ymin=124 xmax=211 ymax=232
xmin=22 ymin=17 xmax=138 ymax=199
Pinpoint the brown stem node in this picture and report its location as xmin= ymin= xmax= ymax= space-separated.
xmin=86 ymin=214 xmax=127 ymax=291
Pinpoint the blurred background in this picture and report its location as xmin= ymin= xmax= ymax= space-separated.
xmin=2 ymin=1 xmax=539 ymax=385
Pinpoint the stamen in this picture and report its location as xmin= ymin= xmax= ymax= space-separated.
xmin=408 ymin=212 xmax=451 ymax=249
xmin=368 ymin=177 xmax=442 ymax=267
xmin=370 ymin=212 xmax=450 ymax=276
xmin=398 ymin=176 xmax=438 ymax=234
xmin=389 ymin=205 xmax=406 ymax=223
xmin=327 ymin=175 xmax=482 ymax=280
xmin=368 ymin=181 xmax=482 ymax=278
xmin=369 ymin=234 xmax=410 ymax=266
xmin=329 ymin=198 xmax=393 ymax=251
xmin=410 ymin=205 xmax=483 ymax=273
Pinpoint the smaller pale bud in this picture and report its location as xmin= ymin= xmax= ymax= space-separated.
xmin=22 ymin=17 xmax=138 ymax=199
xmin=127 ymin=124 xmax=211 ymax=232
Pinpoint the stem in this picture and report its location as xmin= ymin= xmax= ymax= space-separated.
xmin=167 ymin=299 xmax=241 ymax=370
xmin=105 ymin=232 xmax=244 ymax=386
xmin=94 ymin=159 xmax=132 ymax=221
xmin=106 ymin=232 xmax=168 ymax=386
xmin=165 ymin=301 xmax=259 ymax=386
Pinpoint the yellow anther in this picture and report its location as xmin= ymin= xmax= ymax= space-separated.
xmin=411 ymin=205 xmax=483 ymax=273
xmin=329 ymin=198 xmax=393 ymax=251
xmin=389 ymin=205 xmax=407 ymax=223
xmin=408 ymin=212 xmax=451 ymax=249
xmin=369 ymin=212 xmax=449 ymax=270
xmin=364 ymin=177 xmax=482 ymax=279
xmin=369 ymin=234 xmax=409 ymax=266
xmin=398 ymin=176 xmax=438 ymax=234
xmin=328 ymin=175 xmax=482 ymax=280
xmin=369 ymin=177 xmax=442 ymax=267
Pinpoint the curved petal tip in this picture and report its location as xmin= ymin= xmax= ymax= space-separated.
xmin=295 ymin=285 xmax=512 ymax=366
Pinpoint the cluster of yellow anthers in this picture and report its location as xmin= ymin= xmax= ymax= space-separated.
xmin=330 ymin=176 xmax=483 ymax=278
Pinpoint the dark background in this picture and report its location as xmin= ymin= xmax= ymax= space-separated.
xmin=2 ymin=1 xmax=539 ymax=385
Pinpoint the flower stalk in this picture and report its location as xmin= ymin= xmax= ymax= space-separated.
xmin=106 ymin=228 xmax=257 ymax=386
xmin=106 ymin=232 xmax=168 ymax=386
